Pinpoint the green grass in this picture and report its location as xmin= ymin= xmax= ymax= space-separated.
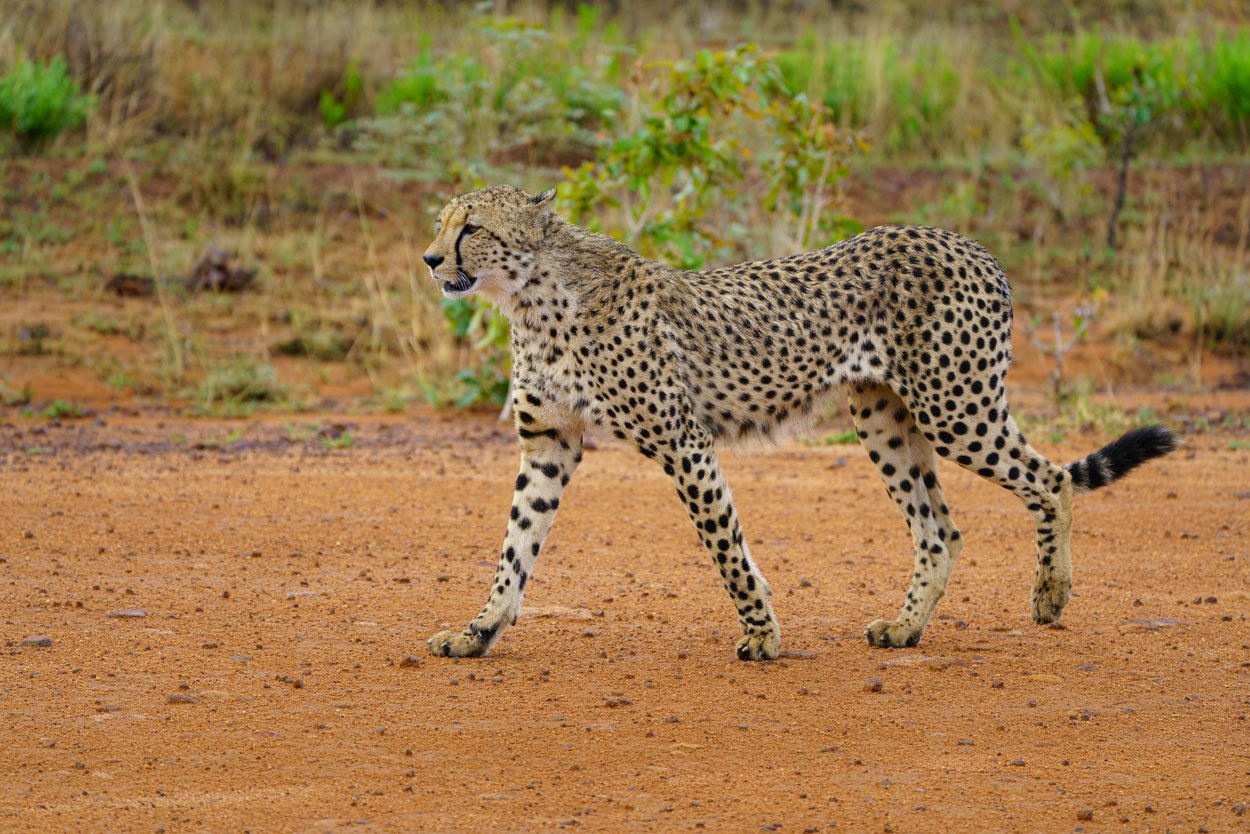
xmin=771 ymin=24 xmax=1250 ymax=161
xmin=318 ymin=430 xmax=354 ymax=450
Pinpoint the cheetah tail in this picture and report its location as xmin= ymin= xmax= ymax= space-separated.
xmin=1064 ymin=425 xmax=1180 ymax=495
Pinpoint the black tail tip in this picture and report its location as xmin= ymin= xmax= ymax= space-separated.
xmin=1070 ymin=424 xmax=1180 ymax=491
xmin=1110 ymin=424 xmax=1181 ymax=465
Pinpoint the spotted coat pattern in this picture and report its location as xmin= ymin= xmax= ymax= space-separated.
xmin=422 ymin=186 xmax=1178 ymax=660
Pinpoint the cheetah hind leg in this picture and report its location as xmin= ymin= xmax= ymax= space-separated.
xmin=920 ymin=401 xmax=1075 ymax=627
xmin=846 ymin=383 xmax=961 ymax=649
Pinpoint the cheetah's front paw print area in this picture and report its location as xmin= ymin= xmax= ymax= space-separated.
xmin=1031 ymin=580 xmax=1070 ymax=624
xmin=427 ymin=629 xmax=487 ymax=658
xmin=865 ymin=618 xmax=923 ymax=649
xmin=735 ymin=631 xmax=780 ymax=661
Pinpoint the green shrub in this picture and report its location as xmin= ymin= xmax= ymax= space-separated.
xmin=0 ymin=56 xmax=92 ymax=151
xmin=564 ymin=45 xmax=863 ymax=268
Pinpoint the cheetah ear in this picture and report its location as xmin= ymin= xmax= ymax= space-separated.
xmin=530 ymin=188 xmax=557 ymax=214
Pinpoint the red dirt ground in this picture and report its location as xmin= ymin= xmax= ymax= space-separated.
xmin=2 ymin=404 xmax=1248 ymax=833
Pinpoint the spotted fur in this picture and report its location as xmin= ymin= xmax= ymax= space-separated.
xmin=423 ymin=185 xmax=1179 ymax=659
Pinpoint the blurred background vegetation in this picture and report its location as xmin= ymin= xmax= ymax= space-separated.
xmin=0 ymin=0 xmax=1246 ymax=424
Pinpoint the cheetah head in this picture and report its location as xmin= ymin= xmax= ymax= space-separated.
xmin=422 ymin=185 xmax=557 ymax=302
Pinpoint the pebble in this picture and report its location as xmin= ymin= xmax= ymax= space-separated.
xmin=865 ymin=677 xmax=884 ymax=693
xmin=202 ymin=641 xmax=219 ymax=649
xmin=1010 ymin=758 xmax=1025 ymax=766
xmin=229 ymin=655 xmax=252 ymax=663
xmin=21 ymin=636 xmax=53 ymax=647
xmin=991 ymin=679 xmax=1004 ymax=689
xmin=167 ymin=693 xmax=198 ymax=704
xmin=1076 ymin=809 xmax=1093 ymax=821
xmin=106 ymin=608 xmax=148 ymax=618
xmin=399 ymin=655 xmax=422 ymax=668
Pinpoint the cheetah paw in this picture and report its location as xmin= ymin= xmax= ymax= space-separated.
xmin=1031 ymin=581 xmax=1070 ymax=624
xmin=427 ymin=629 xmax=487 ymax=658
xmin=735 ymin=631 xmax=780 ymax=661
xmin=864 ymin=618 xmax=923 ymax=649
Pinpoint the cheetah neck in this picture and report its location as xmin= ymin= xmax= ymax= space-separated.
xmin=500 ymin=220 xmax=666 ymax=336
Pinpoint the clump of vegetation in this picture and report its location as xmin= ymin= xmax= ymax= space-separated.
xmin=274 ymin=330 xmax=352 ymax=362
xmin=0 ymin=56 xmax=92 ymax=151
xmin=319 ymin=59 xmax=364 ymax=130
xmin=318 ymin=429 xmax=354 ymax=450
xmin=355 ymin=13 xmax=624 ymax=169
xmin=194 ymin=359 xmax=287 ymax=414
xmin=0 ymin=378 xmax=33 ymax=407
xmin=564 ymin=45 xmax=862 ymax=269
xmin=41 ymin=399 xmax=87 ymax=418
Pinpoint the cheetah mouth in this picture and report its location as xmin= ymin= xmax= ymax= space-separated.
xmin=441 ymin=269 xmax=478 ymax=296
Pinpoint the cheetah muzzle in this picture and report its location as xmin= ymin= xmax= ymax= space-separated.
xmin=442 ymin=268 xmax=477 ymax=296
xmin=420 ymin=185 xmax=1180 ymax=661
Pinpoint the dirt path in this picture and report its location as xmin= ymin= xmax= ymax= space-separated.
xmin=2 ymin=413 xmax=1248 ymax=832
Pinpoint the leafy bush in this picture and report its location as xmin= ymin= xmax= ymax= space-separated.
xmin=0 ymin=56 xmax=92 ymax=151
xmin=564 ymin=45 xmax=863 ymax=268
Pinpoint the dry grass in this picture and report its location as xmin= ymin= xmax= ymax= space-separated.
xmin=1109 ymin=180 xmax=1250 ymax=351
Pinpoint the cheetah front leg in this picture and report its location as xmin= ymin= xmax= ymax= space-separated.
xmin=428 ymin=393 xmax=583 ymax=658
xmin=665 ymin=429 xmax=780 ymax=660
xmin=846 ymin=384 xmax=959 ymax=649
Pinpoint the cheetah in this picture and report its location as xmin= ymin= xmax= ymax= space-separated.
xmin=422 ymin=185 xmax=1178 ymax=660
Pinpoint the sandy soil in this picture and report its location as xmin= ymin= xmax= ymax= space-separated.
xmin=2 ymin=409 xmax=1248 ymax=833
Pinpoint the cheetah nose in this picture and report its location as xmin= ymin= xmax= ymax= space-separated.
xmin=423 ymin=253 xmax=444 ymax=269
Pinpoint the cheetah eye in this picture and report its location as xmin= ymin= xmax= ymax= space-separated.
xmin=463 ymin=224 xmax=481 ymax=236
